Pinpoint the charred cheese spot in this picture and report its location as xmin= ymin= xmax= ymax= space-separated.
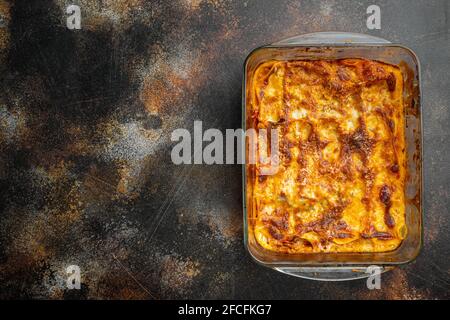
xmin=248 ymin=59 xmax=406 ymax=253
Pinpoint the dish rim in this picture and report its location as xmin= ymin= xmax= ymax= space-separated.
xmin=242 ymin=41 xmax=423 ymax=268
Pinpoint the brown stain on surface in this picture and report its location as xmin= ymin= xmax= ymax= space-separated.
xmin=359 ymin=268 xmax=430 ymax=300
xmin=159 ymin=254 xmax=201 ymax=296
xmin=0 ymin=0 xmax=10 ymax=51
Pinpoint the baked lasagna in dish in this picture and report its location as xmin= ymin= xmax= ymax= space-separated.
xmin=248 ymin=58 xmax=407 ymax=253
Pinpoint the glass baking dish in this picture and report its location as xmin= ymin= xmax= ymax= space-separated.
xmin=242 ymin=32 xmax=423 ymax=281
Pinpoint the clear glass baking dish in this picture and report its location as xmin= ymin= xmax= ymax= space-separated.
xmin=242 ymin=32 xmax=423 ymax=281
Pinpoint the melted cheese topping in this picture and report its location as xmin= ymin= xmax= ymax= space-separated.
xmin=248 ymin=59 xmax=407 ymax=253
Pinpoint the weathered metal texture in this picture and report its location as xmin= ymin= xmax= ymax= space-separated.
xmin=0 ymin=0 xmax=448 ymax=299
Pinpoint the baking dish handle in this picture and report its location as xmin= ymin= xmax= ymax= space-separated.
xmin=271 ymin=31 xmax=391 ymax=46
xmin=274 ymin=266 xmax=393 ymax=281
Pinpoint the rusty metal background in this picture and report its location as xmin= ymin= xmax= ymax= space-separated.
xmin=0 ymin=0 xmax=449 ymax=299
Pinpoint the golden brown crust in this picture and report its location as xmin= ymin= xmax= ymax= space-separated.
xmin=248 ymin=58 xmax=407 ymax=253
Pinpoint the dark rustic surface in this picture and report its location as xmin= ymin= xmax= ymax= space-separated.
xmin=0 ymin=0 xmax=449 ymax=299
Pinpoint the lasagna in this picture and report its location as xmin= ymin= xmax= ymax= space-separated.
xmin=248 ymin=58 xmax=407 ymax=253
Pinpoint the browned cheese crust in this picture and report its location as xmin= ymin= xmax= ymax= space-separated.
xmin=248 ymin=59 xmax=407 ymax=253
